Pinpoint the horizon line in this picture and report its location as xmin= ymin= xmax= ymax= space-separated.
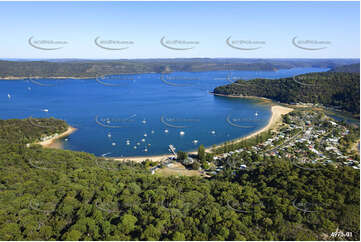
xmin=1 ymin=57 xmax=360 ymax=61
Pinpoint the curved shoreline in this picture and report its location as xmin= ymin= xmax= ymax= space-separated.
xmin=35 ymin=105 xmax=293 ymax=161
xmin=205 ymin=105 xmax=293 ymax=152
xmin=211 ymin=92 xmax=273 ymax=102
xmin=36 ymin=126 xmax=77 ymax=148
xmin=112 ymin=105 xmax=293 ymax=162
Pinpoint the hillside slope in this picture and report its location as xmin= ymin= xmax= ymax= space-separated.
xmin=214 ymin=72 xmax=360 ymax=116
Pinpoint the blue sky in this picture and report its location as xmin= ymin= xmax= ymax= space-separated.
xmin=0 ymin=1 xmax=359 ymax=59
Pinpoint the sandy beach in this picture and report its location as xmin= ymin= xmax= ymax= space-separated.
xmin=32 ymin=104 xmax=292 ymax=162
xmin=205 ymin=105 xmax=293 ymax=152
xmin=113 ymin=154 xmax=175 ymax=163
xmin=112 ymin=105 xmax=293 ymax=162
xmin=36 ymin=126 xmax=77 ymax=148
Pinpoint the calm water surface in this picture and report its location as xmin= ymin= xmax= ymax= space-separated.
xmin=0 ymin=67 xmax=328 ymax=156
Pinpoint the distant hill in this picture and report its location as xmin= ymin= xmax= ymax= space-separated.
xmin=0 ymin=58 xmax=358 ymax=79
xmin=214 ymin=72 xmax=360 ymax=116
xmin=329 ymin=63 xmax=360 ymax=73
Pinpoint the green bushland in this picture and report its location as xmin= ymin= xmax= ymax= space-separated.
xmin=0 ymin=117 xmax=359 ymax=240
xmin=214 ymin=72 xmax=360 ymax=116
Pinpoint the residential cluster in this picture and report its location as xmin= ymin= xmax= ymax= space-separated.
xmin=205 ymin=110 xmax=360 ymax=175
xmin=151 ymin=110 xmax=359 ymax=176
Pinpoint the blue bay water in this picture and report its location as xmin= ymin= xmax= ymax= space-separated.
xmin=0 ymin=67 xmax=328 ymax=157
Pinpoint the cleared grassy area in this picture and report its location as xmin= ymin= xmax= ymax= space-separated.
xmin=155 ymin=162 xmax=205 ymax=177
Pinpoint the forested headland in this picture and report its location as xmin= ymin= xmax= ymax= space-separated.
xmin=213 ymin=72 xmax=360 ymax=116
xmin=0 ymin=118 xmax=67 ymax=145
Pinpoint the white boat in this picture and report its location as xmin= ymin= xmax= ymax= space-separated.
xmin=255 ymin=112 xmax=259 ymax=116
xmin=164 ymin=129 xmax=169 ymax=133
xmin=42 ymin=109 xmax=49 ymax=112
xmin=180 ymin=131 xmax=185 ymax=136
xmin=101 ymin=152 xmax=111 ymax=157
xmin=7 ymin=94 xmax=11 ymax=99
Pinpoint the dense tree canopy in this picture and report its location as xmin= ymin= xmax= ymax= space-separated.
xmin=0 ymin=118 xmax=359 ymax=240
xmin=0 ymin=118 xmax=67 ymax=145
xmin=214 ymin=72 xmax=360 ymax=116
